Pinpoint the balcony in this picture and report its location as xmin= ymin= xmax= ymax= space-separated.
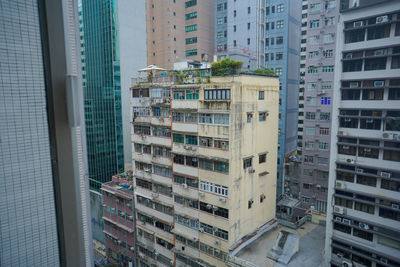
xmin=151 ymin=117 xmax=171 ymax=127
xmin=172 ymin=122 xmax=198 ymax=133
xmin=151 ymin=155 xmax=172 ymax=166
xmin=135 ymin=202 xmax=173 ymax=223
xmin=173 ymin=143 xmax=198 ymax=156
xmin=133 ymin=152 xmax=152 ymax=164
xmin=172 ymin=100 xmax=198 ymax=110
xmin=173 ymin=184 xmax=200 ymax=200
xmin=173 ymin=164 xmax=199 ymax=177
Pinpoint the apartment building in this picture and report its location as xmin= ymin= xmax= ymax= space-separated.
xmin=146 ymin=0 xmax=214 ymax=69
xmin=130 ymin=71 xmax=279 ymax=266
xmin=102 ymin=173 xmax=135 ymax=264
xmin=294 ymin=0 xmax=339 ymax=213
xmin=325 ymin=1 xmax=400 ymax=266
xmin=215 ymin=0 xmax=228 ymax=56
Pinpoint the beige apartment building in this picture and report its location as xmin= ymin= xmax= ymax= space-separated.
xmin=131 ymin=71 xmax=279 ymax=266
xmin=146 ymin=0 xmax=214 ymax=69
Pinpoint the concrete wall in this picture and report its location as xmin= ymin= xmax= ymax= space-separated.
xmin=90 ymin=190 xmax=105 ymax=243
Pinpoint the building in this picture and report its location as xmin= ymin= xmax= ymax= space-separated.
xmin=130 ymin=69 xmax=279 ymax=266
xmin=146 ymin=0 xmax=215 ymax=69
xmin=264 ymin=0 xmax=301 ymax=198
xmin=294 ymin=0 xmax=339 ymax=213
xmin=217 ymin=0 xmax=301 ymax=198
xmin=80 ymin=0 xmax=146 ymax=190
xmin=0 ymin=0 xmax=92 ymax=266
xmin=102 ymin=172 xmax=135 ymax=264
xmin=325 ymin=1 xmax=400 ymax=266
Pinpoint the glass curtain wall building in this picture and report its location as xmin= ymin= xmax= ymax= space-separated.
xmin=81 ymin=0 xmax=124 ymax=190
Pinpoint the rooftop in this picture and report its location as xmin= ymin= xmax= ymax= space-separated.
xmin=233 ymin=222 xmax=325 ymax=267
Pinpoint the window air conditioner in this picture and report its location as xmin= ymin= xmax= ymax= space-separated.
xmin=353 ymin=21 xmax=363 ymax=27
xmin=376 ymin=15 xmax=389 ymax=24
xmin=349 ymin=82 xmax=359 ymax=88
xmin=374 ymin=81 xmax=384 ymax=87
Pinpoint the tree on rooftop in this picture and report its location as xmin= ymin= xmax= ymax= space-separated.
xmin=211 ymin=58 xmax=243 ymax=76
xmin=253 ymin=67 xmax=277 ymax=76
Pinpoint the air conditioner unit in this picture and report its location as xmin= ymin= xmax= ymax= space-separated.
xmin=392 ymin=203 xmax=400 ymax=209
xmin=212 ymin=206 xmax=219 ymax=211
xmin=182 ymin=183 xmax=188 ymax=189
xmin=151 ymin=193 xmax=159 ymax=199
xmin=139 ymin=252 xmax=145 ymax=258
xmin=376 ymin=15 xmax=389 ymax=24
xmin=356 ymin=168 xmax=363 ymax=174
xmin=126 ymin=203 xmax=131 ymax=207
xmin=380 ymin=258 xmax=388 ymax=264
xmin=198 ymin=191 xmax=205 ymax=197
xmin=345 ymin=53 xmax=353 ymax=59
xmin=349 ymin=82 xmax=359 ymax=88
xmin=353 ymin=21 xmax=363 ymax=27
xmin=336 ymin=181 xmax=344 ymax=189
xmin=374 ymin=81 xmax=384 ymax=87
xmin=206 ymin=204 xmax=212 ymax=209
xmin=144 ymin=168 xmax=151 ymax=173
xmin=359 ymin=223 xmax=369 ymax=230
xmin=199 ymin=228 xmax=205 ymax=233
xmin=130 ymin=246 xmax=134 ymax=251
xmin=374 ymin=49 xmax=386 ymax=56
xmin=154 ymin=252 xmax=159 ymax=257
xmin=219 ymin=197 xmax=226 ymax=202
xmin=380 ymin=171 xmax=391 ymax=178
xmin=382 ymin=132 xmax=390 ymax=139
xmin=366 ymin=119 xmax=373 ymax=123
xmin=342 ymin=259 xmax=353 ymax=267
xmin=128 ymin=215 xmax=133 ymax=220
xmin=111 ymin=207 xmax=115 ymax=211
xmin=343 ymin=145 xmax=350 ymax=150
xmin=117 ymin=240 xmax=122 ymax=244
xmin=345 ymin=118 xmax=351 ymax=122
xmin=184 ymin=145 xmax=190 ymax=150
xmin=214 ymin=240 xmax=221 ymax=246
xmin=334 ymin=206 xmax=345 ymax=214
xmin=248 ymin=168 xmax=256 ymax=174
xmin=120 ymin=212 xmax=125 ymax=216
xmin=342 ymin=218 xmax=351 ymax=225
xmin=335 ymin=217 xmax=343 ymax=222
xmin=346 ymin=158 xmax=355 ymax=164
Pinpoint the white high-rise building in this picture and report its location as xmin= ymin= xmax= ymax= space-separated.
xmin=325 ymin=1 xmax=400 ymax=266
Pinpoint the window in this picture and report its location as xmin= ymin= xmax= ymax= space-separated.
xmin=217 ymin=32 xmax=223 ymax=39
xmin=185 ymin=135 xmax=198 ymax=145
xmin=243 ymin=158 xmax=252 ymax=169
xmin=320 ymin=112 xmax=330 ymax=121
xmin=199 ymin=113 xmax=212 ymax=124
xmin=322 ymin=66 xmax=334 ymax=72
xmin=259 ymin=91 xmax=265 ymax=100
xmin=247 ymin=38 xmax=250 ymax=45
xmin=248 ymin=6 xmax=251 ymax=14
xmin=185 ymin=12 xmax=197 ymax=20
xmin=304 ymin=169 xmax=313 ymax=176
xmin=259 ymin=112 xmax=268 ymax=122
xmin=186 ymin=49 xmax=197 ymax=56
xmin=306 ymin=112 xmax=316 ymax=120
xmin=277 ymin=4 xmax=284 ymax=12
xmin=185 ymin=0 xmax=196 ymax=8
xmin=247 ymin=23 xmax=250 ymax=30
xmin=173 ymin=133 xmax=184 ymax=143
xmin=204 ymin=89 xmax=230 ymax=100
xmin=323 ymin=34 xmax=335 ymax=43
xmin=214 ymin=139 xmax=229 ymax=150
xmin=304 ymin=155 xmax=314 ymax=163
xmin=307 ymin=83 xmax=317 ymax=90
xmin=320 ymin=97 xmax=331 ymax=105
xmin=185 ymin=37 xmax=197 ymax=44
xmin=214 ymin=114 xmax=229 ymax=125
xmin=276 ymin=52 xmax=283 ymax=60
xmin=306 ymin=97 xmax=316 ymax=105
xmin=259 ymin=153 xmax=266 ymax=163
xmin=325 ymin=17 xmax=335 ymax=26
xmin=217 ymin=3 xmax=223 ymax=11
xmin=133 ymin=107 xmax=151 ymax=117
xmin=305 ymin=127 xmax=315 ymax=135
xmin=276 ymin=36 xmax=283 ymax=44
xmin=275 ymin=68 xmax=282 ymax=76
xmin=153 ymin=164 xmax=172 ymax=177
xmin=173 ymin=90 xmax=185 ymax=100
xmin=319 ymin=127 xmax=329 ymax=135
xmin=217 ymin=17 xmax=223 ymax=24
xmin=318 ymin=157 xmax=328 ymax=165
xmin=185 ymin=25 xmax=197 ymax=32
xmin=321 ymin=82 xmax=332 ymax=89
xmin=172 ymin=112 xmax=184 ymax=122
xmin=233 ymin=10 xmax=236 ymax=17
xmin=318 ymin=142 xmax=329 ymax=150
xmin=186 ymin=89 xmax=199 ymax=99
xmin=247 ymin=113 xmax=253 ymax=123
xmin=134 ymin=125 xmax=151 ymax=135
xmin=308 ymin=66 xmax=318 ymax=74
xmin=185 ymin=113 xmax=197 ymax=123
xmin=276 ymin=20 xmax=284 ymax=29
xmin=199 ymin=136 xmax=212 ymax=147
xmin=305 ymin=141 xmax=314 ymax=149
xmin=233 ymin=25 xmax=236 ymax=32
xmin=323 ymin=50 xmax=333 ymax=58
xmin=309 ymin=35 xmax=319 ymax=45
xmin=309 ymin=51 xmax=319 ymax=59
xmin=309 ymin=3 xmax=320 ymax=12
xmin=310 ymin=20 xmax=319 ymax=29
